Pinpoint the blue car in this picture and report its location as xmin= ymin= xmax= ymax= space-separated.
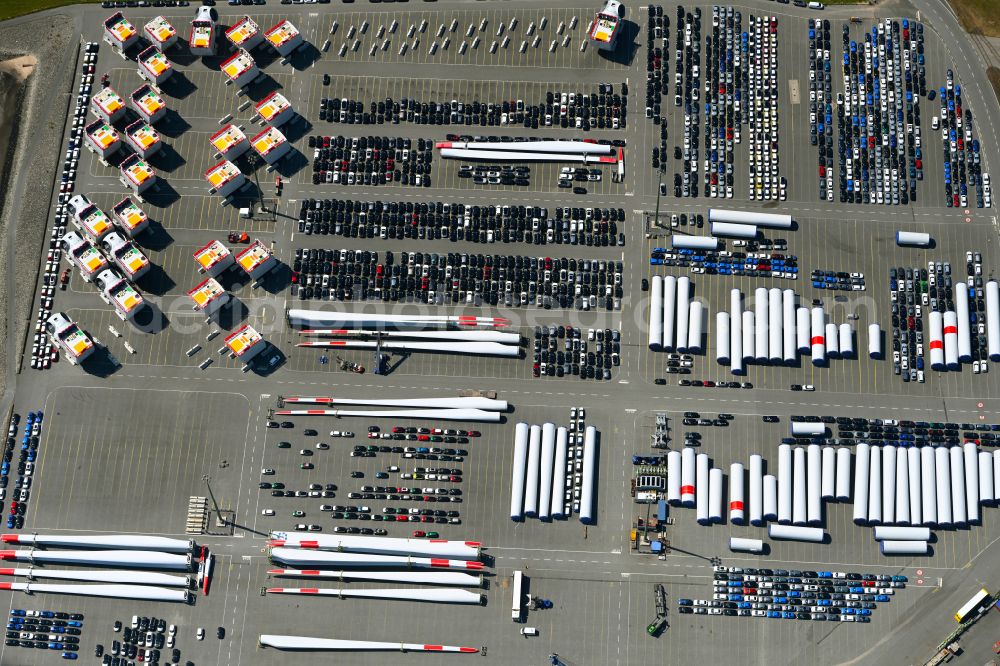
xmin=858 ymin=609 xmax=871 ymax=616
xmin=9 ymin=610 xmax=24 ymax=617
xmin=728 ymin=594 xmax=744 ymax=602
xmin=817 ymin=599 xmax=831 ymax=606
xmin=782 ymin=612 xmax=796 ymax=619
xmin=875 ymin=594 xmax=890 ymax=602
xmin=849 ymin=587 xmax=864 ymax=593
xmin=737 ymin=602 xmax=752 ymax=609
xmin=678 ymin=598 xmax=693 ymax=606
xmin=767 ymin=611 xmax=781 ymax=618
xmin=66 ymin=621 xmax=81 ymax=628
xmin=48 ymin=643 xmax=63 ymax=650
xmin=61 ymin=654 xmax=78 ymax=661
xmin=891 ymin=575 xmax=907 ymax=582
xmin=842 ymin=608 xmax=856 ymax=615
xmin=788 ymin=591 xmax=801 ymax=598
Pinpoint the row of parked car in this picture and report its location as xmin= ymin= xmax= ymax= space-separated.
xmin=674 ymin=6 xmax=702 ymax=198
xmin=318 ymin=86 xmax=627 ymax=130
xmin=5 ymin=412 xmax=39 ymax=530
xmin=677 ymin=566 xmax=905 ymax=620
xmin=650 ymin=246 xmax=799 ymax=280
xmin=937 ymin=70 xmax=990 ymax=208
xmin=35 ymin=42 xmax=101 ymax=370
xmin=296 ymin=197 xmax=623 ymax=247
xmin=784 ymin=414 xmax=1000 ymax=448
xmin=835 ymin=20 xmax=924 ymax=205
xmin=532 ymin=325 xmax=620 ymax=380
xmin=6 ymin=608 xmax=83 ymax=659
xmin=733 ymin=13 xmax=781 ymax=201
xmin=310 ymin=134 xmax=433 ymax=187
xmin=291 ymin=248 xmax=624 ymax=310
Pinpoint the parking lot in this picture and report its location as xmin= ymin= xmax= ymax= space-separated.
xmin=4 ymin=0 xmax=1000 ymax=664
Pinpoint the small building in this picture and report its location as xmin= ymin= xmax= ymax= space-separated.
xmin=188 ymin=276 xmax=230 ymax=316
xmin=235 ymin=239 xmax=277 ymax=280
xmin=60 ymin=231 xmax=108 ymax=283
xmin=102 ymin=231 xmax=151 ymax=281
xmin=220 ymin=49 xmax=259 ymax=88
xmin=104 ymin=12 xmax=139 ymax=51
xmin=84 ymin=119 xmax=122 ymax=161
xmin=138 ymin=46 xmax=173 ymax=86
xmin=250 ymin=126 xmax=290 ymax=165
xmin=46 ymin=312 xmax=96 ymax=366
xmin=124 ymin=120 xmax=162 ymax=159
xmin=226 ymin=15 xmax=263 ymax=51
xmin=255 ymin=91 xmax=294 ymax=128
xmin=92 ymin=87 xmax=126 ymax=125
xmin=112 ymin=196 xmax=150 ymax=237
xmin=131 ymin=84 xmax=167 ymax=125
xmin=96 ymin=269 xmax=146 ymax=321
xmin=68 ymin=195 xmax=114 ymax=243
xmin=204 ymin=160 xmax=245 ymax=199
xmin=225 ymin=324 xmax=266 ymax=362
xmin=189 ymin=18 xmax=216 ymax=56
xmin=209 ymin=124 xmax=250 ymax=161
xmin=144 ymin=15 xmax=178 ymax=50
xmin=264 ymin=20 xmax=304 ymax=57
xmin=119 ymin=154 xmax=157 ymax=196
xmin=193 ymin=239 xmax=235 ymax=277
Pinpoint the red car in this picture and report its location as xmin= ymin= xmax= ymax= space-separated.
xmin=413 ymin=530 xmax=426 ymax=538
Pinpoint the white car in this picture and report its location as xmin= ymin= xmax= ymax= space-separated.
xmin=196 ymin=627 xmax=205 ymax=640
xmin=261 ymin=468 xmax=275 ymax=475
xmin=261 ymin=509 xmax=275 ymax=516
xmin=803 ymin=385 xmax=815 ymax=391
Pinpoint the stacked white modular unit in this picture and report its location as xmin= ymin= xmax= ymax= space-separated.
xmin=730 ymin=289 xmax=744 ymax=374
xmin=762 ymin=475 xmax=777 ymax=521
xmin=676 ymin=277 xmax=690 ymax=351
xmin=648 ymin=275 xmax=663 ymax=350
xmin=509 ymin=423 xmax=529 ymax=520
xmin=836 ymin=447 xmax=852 ymax=501
xmin=524 ymin=425 xmax=541 ymax=517
xmin=792 ymin=447 xmax=807 ymax=525
xmin=748 ymin=454 xmax=763 ymax=526
xmin=667 ymin=450 xmax=682 ymax=504
xmin=782 ymin=289 xmax=796 ymax=363
xmin=680 ymin=447 xmax=696 ymax=506
xmin=695 ymin=453 xmax=710 ymax=525
xmin=552 ymin=428 xmax=568 ymax=519
xmin=579 ymin=426 xmax=598 ymax=524
xmin=708 ymin=468 xmax=724 ymax=523
xmin=716 ymin=312 xmax=731 ymax=364
xmin=852 ymin=443 xmax=870 ymax=524
xmin=768 ymin=288 xmax=782 ymax=364
xmin=921 ymin=446 xmax=936 ymax=526
xmin=537 ymin=424 xmax=555 ymax=521
xmin=868 ymin=323 xmax=882 ymax=359
xmin=811 ymin=307 xmax=825 ymax=365
xmin=662 ymin=275 xmax=677 ymax=351
xmin=687 ymin=301 xmax=704 ymax=354
xmin=955 ymin=284 xmax=972 ymax=362
xmin=777 ymin=444 xmax=792 ymax=524
xmin=796 ymin=307 xmax=810 ymax=353
xmin=754 ymin=288 xmax=767 ymax=362
xmin=729 ymin=462 xmax=745 ymax=524
xmin=988 ymin=281 xmax=1000 ymax=361
xmin=882 ymin=446 xmax=896 ymax=525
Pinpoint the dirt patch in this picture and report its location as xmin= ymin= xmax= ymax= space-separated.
xmin=0 ymin=55 xmax=36 ymax=83
xmin=950 ymin=0 xmax=1000 ymax=37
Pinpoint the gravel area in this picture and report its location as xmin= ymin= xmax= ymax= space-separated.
xmin=0 ymin=12 xmax=78 ymax=401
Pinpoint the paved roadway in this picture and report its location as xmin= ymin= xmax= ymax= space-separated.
xmin=3 ymin=0 xmax=1000 ymax=664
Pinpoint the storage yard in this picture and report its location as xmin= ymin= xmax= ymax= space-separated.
xmin=4 ymin=0 xmax=1000 ymax=665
